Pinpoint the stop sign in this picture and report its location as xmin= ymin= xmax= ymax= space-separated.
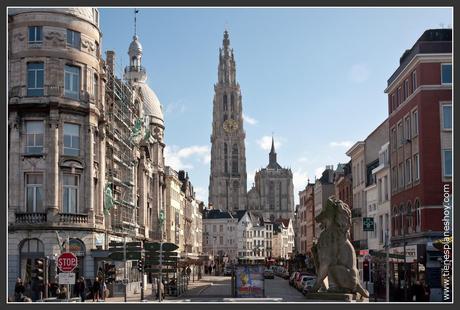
xmin=58 ymin=252 xmax=78 ymax=272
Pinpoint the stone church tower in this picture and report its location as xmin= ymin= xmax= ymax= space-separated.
xmin=208 ymin=30 xmax=247 ymax=211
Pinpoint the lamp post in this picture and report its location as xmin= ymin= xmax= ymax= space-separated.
xmin=402 ymin=206 xmax=413 ymax=302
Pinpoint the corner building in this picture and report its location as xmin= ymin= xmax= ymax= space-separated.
xmin=385 ymin=28 xmax=452 ymax=301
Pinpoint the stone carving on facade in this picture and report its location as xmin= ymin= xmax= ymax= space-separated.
xmin=81 ymin=39 xmax=95 ymax=53
xmin=310 ymin=197 xmax=369 ymax=298
xmin=13 ymin=32 xmax=25 ymax=42
xmin=44 ymin=31 xmax=65 ymax=46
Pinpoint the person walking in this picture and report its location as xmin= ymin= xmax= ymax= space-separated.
xmin=92 ymin=277 xmax=101 ymax=302
xmin=14 ymin=278 xmax=26 ymax=302
xmin=78 ymin=277 xmax=86 ymax=302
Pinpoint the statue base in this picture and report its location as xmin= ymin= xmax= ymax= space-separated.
xmin=305 ymin=292 xmax=369 ymax=302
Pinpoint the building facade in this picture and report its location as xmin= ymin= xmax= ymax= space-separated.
xmin=385 ymin=28 xmax=452 ymax=301
xmin=313 ymin=166 xmax=335 ymax=240
xmin=208 ymin=31 xmax=247 ymax=212
xmin=7 ymin=8 xmax=166 ymax=298
xmin=247 ymin=137 xmax=295 ymax=220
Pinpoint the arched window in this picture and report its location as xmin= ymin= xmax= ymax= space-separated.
xmin=232 ymin=144 xmax=238 ymax=174
xmin=406 ymin=201 xmax=413 ymax=233
xmin=223 ymin=93 xmax=228 ymax=111
xmin=392 ymin=206 xmax=398 ymax=236
xmin=231 ymin=93 xmax=235 ymax=111
xmin=414 ymin=199 xmax=421 ymax=232
xmin=19 ymin=239 xmax=45 ymax=285
xmin=399 ymin=204 xmax=404 ymax=236
xmin=224 ymin=143 xmax=228 ymax=174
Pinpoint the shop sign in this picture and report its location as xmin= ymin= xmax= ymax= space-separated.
xmin=62 ymin=239 xmax=85 ymax=256
xmin=390 ymin=245 xmax=417 ymax=263
xmin=95 ymin=234 xmax=105 ymax=247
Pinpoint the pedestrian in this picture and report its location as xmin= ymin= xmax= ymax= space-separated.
xmin=58 ymin=285 xmax=67 ymax=300
xmin=92 ymin=277 xmax=100 ymax=302
xmin=98 ymin=277 xmax=105 ymax=301
xmin=78 ymin=277 xmax=86 ymax=302
xmin=14 ymin=277 xmax=26 ymax=302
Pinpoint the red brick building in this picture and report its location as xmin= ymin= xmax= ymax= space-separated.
xmin=385 ymin=29 xmax=452 ymax=300
xmin=333 ymin=161 xmax=353 ymax=238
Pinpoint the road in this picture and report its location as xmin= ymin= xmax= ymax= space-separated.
xmin=171 ymin=275 xmax=306 ymax=302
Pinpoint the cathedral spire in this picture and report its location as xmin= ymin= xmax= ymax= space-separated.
xmin=218 ymin=30 xmax=236 ymax=85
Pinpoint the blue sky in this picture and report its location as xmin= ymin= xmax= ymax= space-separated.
xmin=99 ymin=7 xmax=452 ymax=205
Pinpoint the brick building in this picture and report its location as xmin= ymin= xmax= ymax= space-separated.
xmin=385 ymin=28 xmax=452 ymax=301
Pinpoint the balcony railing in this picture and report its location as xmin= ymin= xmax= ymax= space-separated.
xmin=15 ymin=212 xmax=47 ymax=224
xmin=59 ymin=213 xmax=88 ymax=224
xmin=124 ymin=66 xmax=146 ymax=74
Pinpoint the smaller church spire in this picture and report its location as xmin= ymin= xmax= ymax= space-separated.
xmin=270 ymin=135 xmax=276 ymax=154
xmin=223 ymin=30 xmax=230 ymax=51
xmin=268 ymin=135 xmax=280 ymax=169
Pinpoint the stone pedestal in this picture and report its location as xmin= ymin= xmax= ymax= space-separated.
xmin=305 ymin=292 xmax=369 ymax=302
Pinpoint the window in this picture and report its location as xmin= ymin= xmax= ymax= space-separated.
xmin=63 ymin=123 xmax=80 ymax=156
xmin=391 ymin=127 xmax=397 ymax=150
xmin=220 ymin=224 xmax=223 ymax=232
xmin=397 ymin=122 xmax=403 ymax=146
xmin=232 ymin=144 xmax=238 ymax=174
xmin=405 ymin=116 xmax=411 ymax=140
xmin=64 ymin=65 xmax=80 ymax=99
xmin=442 ymin=104 xmax=452 ymax=130
xmin=404 ymin=80 xmax=409 ymax=100
xmin=411 ymin=71 xmax=417 ymax=92
xmin=384 ymin=175 xmax=388 ymax=201
xmin=25 ymin=174 xmax=43 ymax=212
xmin=414 ymin=154 xmax=420 ymax=181
xmin=25 ymin=121 xmax=44 ymax=154
xmin=93 ymin=74 xmax=98 ymax=100
xmin=414 ymin=200 xmax=421 ymax=232
xmin=67 ymin=29 xmax=81 ymax=49
xmin=398 ymin=163 xmax=404 ymax=188
xmin=63 ymin=174 xmax=79 ymax=213
xmin=378 ymin=179 xmax=382 ymax=203
xmin=405 ymin=158 xmax=412 ymax=185
xmin=397 ymin=87 xmax=402 ymax=105
xmin=391 ymin=94 xmax=396 ymax=112
xmin=27 ymin=63 xmax=44 ymax=96
xmin=443 ymin=149 xmax=452 ymax=177
xmin=412 ymin=110 xmax=419 ymax=136
xmin=28 ymin=26 xmax=42 ymax=44
xmin=441 ymin=63 xmax=452 ymax=84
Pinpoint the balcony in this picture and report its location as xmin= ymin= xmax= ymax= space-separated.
xmin=351 ymin=208 xmax=362 ymax=218
xmin=15 ymin=212 xmax=47 ymax=224
xmin=59 ymin=213 xmax=88 ymax=224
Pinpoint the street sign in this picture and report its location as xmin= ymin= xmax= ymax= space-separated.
xmin=58 ymin=272 xmax=76 ymax=285
xmin=363 ymin=217 xmax=374 ymax=232
xmin=145 ymin=252 xmax=178 ymax=259
xmin=144 ymin=242 xmax=179 ymax=252
xmin=57 ymin=252 xmax=78 ymax=272
xmin=126 ymin=241 xmax=142 ymax=247
xmin=109 ymin=251 xmax=141 ymax=261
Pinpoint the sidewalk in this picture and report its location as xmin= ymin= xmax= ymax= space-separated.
xmin=85 ymin=276 xmax=216 ymax=302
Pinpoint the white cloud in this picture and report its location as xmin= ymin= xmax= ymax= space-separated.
xmin=257 ymin=136 xmax=282 ymax=151
xmin=349 ymin=63 xmax=370 ymax=84
xmin=243 ymin=113 xmax=258 ymax=125
xmin=164 ymin=100 xmax=187 ymax=116
xmin=164 ymin=145 xmax=210 ymax=170
xmin=329 ymin=141 xmax=353 ymax=148
xmin=315 ymin=167 xmax=325 ymax=179
xmin=194 ymin=186 xmax=208 ymax=202
xmin=293 ymin=168 xmax=309 ymax=195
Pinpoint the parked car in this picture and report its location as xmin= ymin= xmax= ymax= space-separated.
xmin=223 ymin=266 xmax=233 ymax=276
xmin=295 ymin=273 xmax=314 ymax=290
xmin=301 ymin=277 xmax=317 ymax=294
xmin=281 ymin=269 xmax=290 ymax=279
xmin=264 ymin=268 xmax=275 ymax=279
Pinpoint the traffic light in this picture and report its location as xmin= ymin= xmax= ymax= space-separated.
xmin=34 ymin=258 xmax=44 ymax=283
xmin=363 ymin=260 xmax=370 ymax=282
xmin=138 ymin=259 xmax=144 ymax=272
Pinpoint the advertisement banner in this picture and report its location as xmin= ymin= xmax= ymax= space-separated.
xmin=235 ymin=265 xmax=265 ymax=298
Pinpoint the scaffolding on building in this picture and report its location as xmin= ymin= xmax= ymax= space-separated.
xmin=104 ymin=59 xmax=140 ymax=235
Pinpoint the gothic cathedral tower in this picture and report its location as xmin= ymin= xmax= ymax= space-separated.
xmin=209 ymin=31 xmax=247 ymax=211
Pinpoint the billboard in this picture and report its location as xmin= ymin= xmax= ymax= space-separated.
xmin=235 ymin=265 xmax=265 ymax=298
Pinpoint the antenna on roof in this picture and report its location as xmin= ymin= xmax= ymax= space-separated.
xmin=439 ymin=22 xmax=445 ymax=29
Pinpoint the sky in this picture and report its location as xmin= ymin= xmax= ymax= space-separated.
xmin=99 ymin=7 xmax=452 ymax=205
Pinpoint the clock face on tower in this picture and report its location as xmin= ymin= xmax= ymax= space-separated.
xmin=223 ymin=119 xmax=238 ymax=133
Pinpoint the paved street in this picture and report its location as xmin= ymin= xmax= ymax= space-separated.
xmin=264 ymin=276 xmax=306 ymax=302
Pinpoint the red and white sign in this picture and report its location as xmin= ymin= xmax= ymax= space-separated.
xmin=58 ymin=252 xmax=78 ymax=272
